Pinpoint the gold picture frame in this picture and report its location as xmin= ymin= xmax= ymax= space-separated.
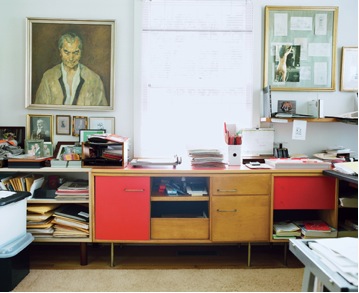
xmin=340 ymin=47 xmax=358 ymax=92
xmin=263 ymin=6 xmax=338 ymax=91
xmin=72 ymin=116 xmax=88 ymax=137
xmin=25 ymin=17 xmax=115 ymax=110
xmin=26 ymin=114 xmax=53 ymax=144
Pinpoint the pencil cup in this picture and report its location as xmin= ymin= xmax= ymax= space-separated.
xmin=228 ymin=145 xmax=242 ymax=165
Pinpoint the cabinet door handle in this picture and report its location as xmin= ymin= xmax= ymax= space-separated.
xmin=123 ymin=188 xmax=145 ymax=192
xmin=216 ymin=209 xmax=237 ymax=213
xmin=217 ymin=189 xmax=237 ymax=193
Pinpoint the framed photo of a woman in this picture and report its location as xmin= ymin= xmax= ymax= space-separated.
xmin=26 ymin=114 xmax=53 ymax=143
xmin=26 ymin=18 xmax=115 ymax=110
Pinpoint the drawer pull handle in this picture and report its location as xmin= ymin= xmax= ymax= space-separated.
xmin=217 ymin=209 xmax=237 ymax=213
xmin=124 ymin=189 xmax=145 ymax=192
xmin=217 ymin=189 xmax=237 ymax=193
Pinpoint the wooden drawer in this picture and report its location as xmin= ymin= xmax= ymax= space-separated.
xmin=212 ymin=174 xmax=271 ymax=195
xmin=211 ymin=195 xmax=270 ymax=242
xmin=273 ymin=176 xmax=336 ymax=210
xmin=151 ymin=218 xmax=209 ymax=240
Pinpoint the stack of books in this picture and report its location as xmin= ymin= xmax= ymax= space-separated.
xmin=26 ymin=204 xmax=60 ymax=237
xmin=188 ymin=149 xmax=225 ymax=167
xmin=295 ymin=220 xmax=338 ymax=238
xmin=52 ymin=204 xmax=89 ymax=238
xmin=55 ymin=180 xmax=89 ymax=200
xmin=264 ymin=158 xmax=331 ymax=170
xmin=273 ymin=222 xmax=301 ymax=239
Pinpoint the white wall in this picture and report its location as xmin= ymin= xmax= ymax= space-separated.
xmin=0 ymin=0 xmax=357 ymax=159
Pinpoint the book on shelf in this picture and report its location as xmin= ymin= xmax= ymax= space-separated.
xmin=344 ymin=219 xmax=358 ymax=230
xmin=338 ymin=222 xmax=358 ymax=237
xmin=294 ymin=220 xmax=338 ymax=238
xmin=273 ymin=222 xmax=301 ymax=237
xmin=339 ymin=197 xmax=358 ymax=208
xmin=264 ymin=158 xmax=331 ymax=170
xmin=53 ymin=204 xmax=89 ymax=223
xmin=57 ymin=180 xmax=89 ymax=191
xmin=272 ymin=234 xmax=297 ymax=240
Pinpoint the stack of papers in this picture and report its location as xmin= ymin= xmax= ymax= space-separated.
xmin=188 ymin=149 xmax=225 ymax=167
xmin=308 ymin=238 xmax=358 ymax=286
xmin=334 ymin=161 xmax=358 ymax=175
xmin=273 ymin=222 xmax=301 ymax=238
xmin=264 ymin=158 xmax=331 ymax=169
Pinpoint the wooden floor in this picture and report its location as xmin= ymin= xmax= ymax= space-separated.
xmin=28 ymin=242 xmax=304 ymax=270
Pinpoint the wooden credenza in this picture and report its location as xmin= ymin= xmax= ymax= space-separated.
xmin=90 ymin=166 xmax=341 ymax=266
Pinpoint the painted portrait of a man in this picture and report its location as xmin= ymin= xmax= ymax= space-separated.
xmin=27 ymin=18 xmax=114 ymax=110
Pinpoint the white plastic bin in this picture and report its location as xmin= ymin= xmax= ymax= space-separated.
xmin=0 ymin=232 xmax=34 ymax=291
xmin=0 ymin=191 xmax=31 ymax=247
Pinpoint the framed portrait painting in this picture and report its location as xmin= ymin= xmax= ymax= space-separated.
xmin=26 ymin=18 xmax=115 ymax=110
xmin=26 ymin=114 xmax=53 ymax=143
xmin=263 ymin=6 xmax=338 ymax=91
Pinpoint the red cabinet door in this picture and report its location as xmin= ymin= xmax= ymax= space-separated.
xmin=274 ymin=176 xmax=336 ymax=210
xmin=95 ymin=176 xmax=150 ymax=240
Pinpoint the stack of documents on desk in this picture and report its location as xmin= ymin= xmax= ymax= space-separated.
xmin=264 ymin=158 xmax=331 ymax=169
xmin=308 ymin=237 xmax=358 ymax=286
xmin=334 ymin=161 xmax=358 ymax=175
xmin=188 ymin=149 xmax=225 ymax=167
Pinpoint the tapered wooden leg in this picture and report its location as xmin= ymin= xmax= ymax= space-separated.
xmin=80 ymin=242 xmax=88 ymax=266
xmin=110 ymin=242 xmax=115 ymax=267
xmin=247 ymin=242 xmax=251 ymax=267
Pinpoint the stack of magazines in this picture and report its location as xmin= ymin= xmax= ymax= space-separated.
xmin=188 ymin=149 xmax=225 ymax=167
xmin=52 ymin=204 xmax=89 ymax=238
xmin=55 ymin=180 xmax=89 ymax=200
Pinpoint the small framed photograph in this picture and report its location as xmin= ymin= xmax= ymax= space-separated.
xmin=72 ymin=116 xmax=88 ymax=137
xmin=277 ymin=100 xmax=296 ymax=114
xmin=53 ymin=141 xmax=76 ymax=159
xmin=26 ymin=114 xmax=53 ymax=143
xmin=340 ymin=47 xmax=358 ymax=91
xmin=79 ymin=129 xmax=106 ymax=143
xmin=0 ymin=127 xmax=26 ymax=149
xmin=43 ymin=142 xmax=53 ymax=157
xmin=25 ymin=139 xmax=44 ymax=157
xmin=56 ymin=115 xmax=71 ymax=135
xmin=89 ymin=117 xmax=115 ymax=134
